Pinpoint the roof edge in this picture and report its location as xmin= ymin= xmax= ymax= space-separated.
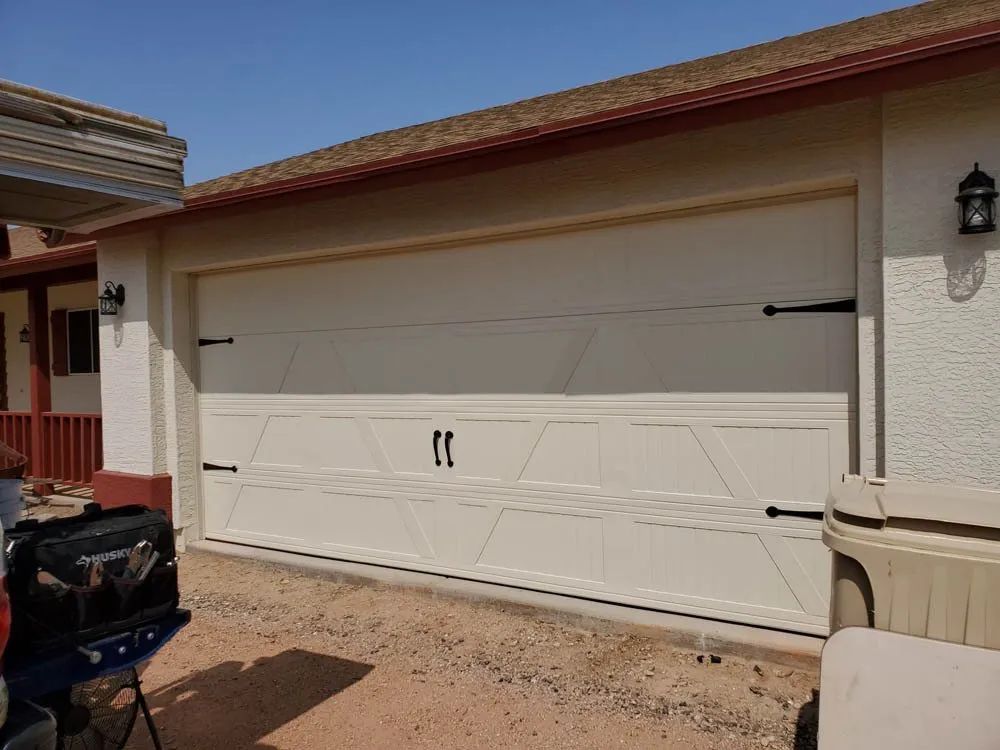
xmin=96 ymin=15 xmax=1000 ymax=235
xmin=0 ymin=243 xmax=97 ymax=279
xmin=181 ymin=19 xmax=1000 ymax=212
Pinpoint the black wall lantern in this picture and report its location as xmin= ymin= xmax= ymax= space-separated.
xmin=956 ymin=163 xmax=998 ymax=234
xmin=99 ymin=281 xmax=125 ymax=316
xmin=18 ymin=325 xmax=29 ymax=344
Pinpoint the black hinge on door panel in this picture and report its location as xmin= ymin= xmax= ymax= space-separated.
xmin=202 ymin=462 xmax=238 ymax=473
xmin=762 ymin=299 xmax=856 ymax=316
xmin=198 ymin=337 xmax=234 ymax=347
xmin=765 ymin=506 xmax=824 ymax=521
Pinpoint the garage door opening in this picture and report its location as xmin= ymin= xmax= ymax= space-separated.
xmin=196 ymin=193 xmax=856 ymax=634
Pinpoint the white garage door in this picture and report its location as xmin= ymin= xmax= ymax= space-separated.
xmin=197 ymin=194 xmax=856 ymax=634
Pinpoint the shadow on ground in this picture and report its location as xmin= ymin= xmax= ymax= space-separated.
xmin=129 ymin=648 xmax=373 ymax=749
xmin=793 ymin=689 xmax=819 ymax=750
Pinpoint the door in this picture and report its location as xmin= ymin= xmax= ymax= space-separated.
xmin=197 ymin=194 xmax=856 ymax=634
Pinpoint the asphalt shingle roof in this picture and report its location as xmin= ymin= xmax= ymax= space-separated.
xmin=185 ymin=0 xmax=1000 ymax=201
xmin=4 ymin=226 xmax=92 ymax=260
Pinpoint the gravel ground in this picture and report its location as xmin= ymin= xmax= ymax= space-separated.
xmin=125 ymin=550 xmax=820 ymax=750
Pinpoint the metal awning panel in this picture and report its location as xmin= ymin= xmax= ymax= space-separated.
xmin=0 ymin=80 xmax=186 ymax=233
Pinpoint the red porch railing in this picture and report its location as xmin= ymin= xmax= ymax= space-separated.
xmin=0 ymin=411 xmax=102 ymax=486
xmin=0 ymin=412 xmax=31 ymax=472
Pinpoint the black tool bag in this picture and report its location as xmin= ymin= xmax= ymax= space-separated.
xmin=4 ymin=503 xmax=178 ymax=655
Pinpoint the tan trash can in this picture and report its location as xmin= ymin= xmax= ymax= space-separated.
xmin=824 ymin=474 xmax=1000 ymax=649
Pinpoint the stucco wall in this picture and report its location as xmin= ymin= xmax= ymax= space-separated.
xmin=882 ymin=69 xmax=1000 ymax=489
xmin=97 ymin=234 xmax=166 ymax=477
xmin=100 ymin=96 xmax=887 ymax=534
xmin=0 ymin=282 xmax=101 ymax=413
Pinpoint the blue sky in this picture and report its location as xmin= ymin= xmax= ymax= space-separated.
xmin=3 ymin=0 xmax=914 ymax=185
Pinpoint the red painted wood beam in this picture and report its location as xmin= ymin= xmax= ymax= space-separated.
xmin=0 ymin=245 xmax=96 ymax=281
xmin=0 ymin=263 xmax=98 ymax=293
xmin=26 ymin=284 xmax=52 ymax=496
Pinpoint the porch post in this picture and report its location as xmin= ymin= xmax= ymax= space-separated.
xmin=26 ymin=283 xmax=52 ymax=495
xmin=92 ymin=233 xmax=172 ymax=516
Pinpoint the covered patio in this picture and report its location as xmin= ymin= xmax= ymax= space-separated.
xmin=0 ymin=79 xmax=185 ymax=504
xmin=0 ymin=227 xmax=102 ymax=493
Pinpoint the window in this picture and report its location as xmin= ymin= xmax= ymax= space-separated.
xmin=67 ymin=309 xmax=99 ymax=374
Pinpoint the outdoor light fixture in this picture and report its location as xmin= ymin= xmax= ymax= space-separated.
xmin=99 ymin=281 xmax=125 ymax=316
xmin=18 ymin=325 xmax=29 ymax=344
xmin=956 ymin=163 xmax=998 ymax=234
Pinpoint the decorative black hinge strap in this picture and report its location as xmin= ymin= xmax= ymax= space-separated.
xmin=202 ymin=462 xmax=238 ymax=473
xmin=765 ymin=506 xmax=824 ymax=520
xmin=762 ymin=299 xmax=856 ymax=316
xmin=198 ymin=337 xmax=234 ymax=347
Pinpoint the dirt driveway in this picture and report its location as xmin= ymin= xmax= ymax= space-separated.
xmin=126 ymin=550 xmax=819 ymax=750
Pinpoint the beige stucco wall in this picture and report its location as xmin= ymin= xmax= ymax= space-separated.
xmin=97 ymin=234 xmax=166 ymax=477
xmin=882 ymin=70 xmax=1000 ymax=489
xmin=0 ymin=281 xmax=101 ymax=413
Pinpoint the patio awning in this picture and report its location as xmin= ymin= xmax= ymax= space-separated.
xmin=0 ymin=79 xmax=187 ymax=233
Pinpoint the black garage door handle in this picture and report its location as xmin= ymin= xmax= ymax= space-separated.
xmin=432 ymin=430 xmax=442 ymax=467
xmin=203 ymin=462 xmax=238 ymax=473
xmin=444 ymin=430 xmax=454 ymax=468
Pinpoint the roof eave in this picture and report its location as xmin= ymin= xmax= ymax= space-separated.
xmin=0 ymin=243 xmax=97 ymax=279
xmin=103 ymin=17 xmax=1000 ymax=233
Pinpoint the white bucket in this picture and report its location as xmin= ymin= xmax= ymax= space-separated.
xmin=0 ymin=479 xmax=25 ymax=529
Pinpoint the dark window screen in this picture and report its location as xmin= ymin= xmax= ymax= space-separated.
xmin=67 ymin=309 xmax=99 ymax=374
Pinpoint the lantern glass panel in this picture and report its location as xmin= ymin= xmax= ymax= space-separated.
xmin=968 ymin=197 xmax=987 ymax=227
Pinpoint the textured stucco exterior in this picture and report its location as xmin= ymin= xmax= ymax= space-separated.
xmin=882 ymin=71 xmax=1000 ymax=488
xmin=97 ymin=234 xmax=167 ymax=477
xmin=95 ymin=70 xmax=1000 ymax=537
xmin=0 ymin=281 xmax=102 ymax=413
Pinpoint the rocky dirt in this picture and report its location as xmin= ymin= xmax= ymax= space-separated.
xmin=125 ymin=550 xmax=820 ymax=749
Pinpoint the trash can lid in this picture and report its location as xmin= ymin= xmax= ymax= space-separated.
xmin=830 ymin=475 xmax=1000 ymax=530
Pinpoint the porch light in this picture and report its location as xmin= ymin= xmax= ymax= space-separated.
xmin=956 ymin=163 xmax=998 ymax=234
xmin=18 ymin=325 xmax=29 ymax=344
xmin=99 ymin=281 xmax=125 ymax=316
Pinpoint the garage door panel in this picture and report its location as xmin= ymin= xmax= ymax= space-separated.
xmin=626 ymin=423 xmax=733 ymax=498
xmin=203 ymin=477 xmax=239 ymax=535
xmin=473 ymin=506 xmax=606 ymax=585
xmin=635 ymin=522 xmax=803 ymax=612
xmin=200 ymin=304 xmax=853 ymax=399
xmin=717 ymin=424 xmax=837 ymax=504
xmin=369 ymin=416 xmax=439 ymax=477
xmin=449 ymin=417 xmax=540 ymax=483
xmin=197 ymin=195 xmax=855 ymax=337
xmin=225 ymin=483 xmax=309 ymax=543
xmin=200 ymin=412 xmax=268 ymax=467
xmin=281 ymin=338 xmax=357 ymax=395
xmin=516 ymin=420 xmax=602 ymax=488
xmin=333 ymin=332 xmax=457 ymax=394
xmin=316 ymin=491 xmax=431 ymax=559
xmin=199 ymin=336 xmax=299 ymax=395
xmin=203 ymin=403 xmax=849 ymax=506
xmin=638 ymin=310 xmax=855 ymax=395
xmin=205 ymin=475 xmax=830 ymax=629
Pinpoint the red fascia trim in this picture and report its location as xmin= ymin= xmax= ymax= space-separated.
xmin=93 ymin=470 xmax=172 ymax=517
xmin=0 ymin=245 xmax=97 ymax=278
xmin=175 ymin=20 xmax=1000 ymax=212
